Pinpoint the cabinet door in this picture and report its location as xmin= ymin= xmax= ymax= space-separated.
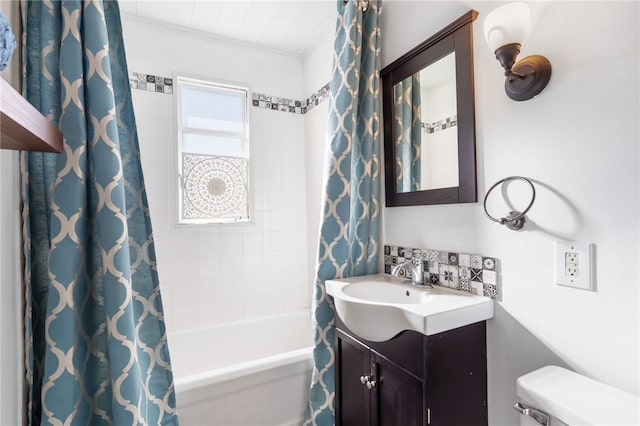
xmin=336 ymin=332 xmax=372 ymax=426
xmin=372 ymin=353 xmax=424 ymax=426
xmin=425 ymin=321 xmax=488 ymax=425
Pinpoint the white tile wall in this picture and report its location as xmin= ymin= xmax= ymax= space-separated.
xmin=124 ymin=17 xmax=310 ymax=333
xmin=302 ymin=31 xmax=333 ymax=290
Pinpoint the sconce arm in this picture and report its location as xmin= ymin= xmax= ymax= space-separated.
xmin=504 ymin=69 xmax=526 ymax=80
xmin=494 ymin=43 xmax=522 ymax=73
xmin=493 ymin=43 xmax=552 ymax=101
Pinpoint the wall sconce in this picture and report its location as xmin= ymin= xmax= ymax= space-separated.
xmin=483 ymin=2 xmax=552 ymax=101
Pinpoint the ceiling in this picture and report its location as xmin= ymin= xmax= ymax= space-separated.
xmin=119 ymin=0 xmax=337 ymax=56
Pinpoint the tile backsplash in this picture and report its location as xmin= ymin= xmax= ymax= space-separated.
xmin=384 ymin=245 xmax=499 ymax=299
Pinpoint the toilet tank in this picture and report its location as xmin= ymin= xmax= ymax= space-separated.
xmin=515 ymin=366 xmax=640 ymax=426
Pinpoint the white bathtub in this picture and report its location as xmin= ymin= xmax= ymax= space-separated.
xmin=169 ymin=309 xmax=314 ymax=426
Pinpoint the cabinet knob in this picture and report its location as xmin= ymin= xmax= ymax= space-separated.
xmin=366 ymin=380 xmax=377 ymax=389
xmin=360 ymin=375 xmax=370 ymax=384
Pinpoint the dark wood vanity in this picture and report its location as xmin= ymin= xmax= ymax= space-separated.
xmin=335 ymin=315 xmax=488 ymax=426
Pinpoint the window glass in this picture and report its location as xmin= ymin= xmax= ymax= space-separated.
xmin=180 ymin=86 xmax=245 ymax=133
xmin=182 ymin=133 xmax=244 ymax=157
xmin=176 ymin=77 xmax=250 ymax=224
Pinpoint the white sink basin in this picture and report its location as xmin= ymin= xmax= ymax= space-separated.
xmin=326 ymin=274 xmax=494 ymax=342
xmin=342 ymin=280 xmax=435 ymax=304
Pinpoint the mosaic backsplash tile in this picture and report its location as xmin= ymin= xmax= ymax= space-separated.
xmin=384 ymin=244 xmax=499 ymax=299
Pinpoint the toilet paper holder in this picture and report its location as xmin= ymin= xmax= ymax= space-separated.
xmin=513 ymin=402 xmax=550 ymax=426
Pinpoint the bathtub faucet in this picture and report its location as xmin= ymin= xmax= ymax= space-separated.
xmin=391 ymin=261 xmax=424 ymax=286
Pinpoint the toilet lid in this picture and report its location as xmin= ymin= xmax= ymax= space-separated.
xmin=516 ymin=366 xmax=640 ymax=425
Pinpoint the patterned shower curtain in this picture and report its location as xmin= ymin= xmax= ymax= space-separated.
xmin=21 ymin=1 xmax=178 ymax=424
xmin=394 ymin=74 xmax=422 ymax=192
xmin=303 ymin=1 xmax=381 ymax=425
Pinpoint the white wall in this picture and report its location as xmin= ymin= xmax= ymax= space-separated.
xmin=0 ymin=1 xmax=24 ymax=424
xmin=421 ymin=76 xmax=458 ymax=189
xmin=303 ymin=30 xmax=334 ymax=285
xmin=121 ymin=16 xmax=309 ymax=333
xmin=381 ymin=1 xmax=639 ymax=425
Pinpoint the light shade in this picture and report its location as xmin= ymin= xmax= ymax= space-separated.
xmin=483 ymin=2 xmax=531 ymax=52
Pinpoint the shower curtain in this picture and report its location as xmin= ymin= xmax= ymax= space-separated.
xmin=394 ymin=74 xmax=422 ymax=192
xmin=22 ymin=1 xmax=178 ymax=424
xmin=303 ymin=1 xmax=381 ymax=425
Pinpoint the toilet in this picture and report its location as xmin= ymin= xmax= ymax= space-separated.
xmin=515 ymin=365 xmax=640 ymax=425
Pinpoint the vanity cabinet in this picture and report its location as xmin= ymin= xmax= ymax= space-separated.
xmin=335 ymin=316 xmax=488 ymax=426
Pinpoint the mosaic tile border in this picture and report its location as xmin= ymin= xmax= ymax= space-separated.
xmin=130 ymin=72 xmax=173 ymax=94
xmin=421 ymin=114 xmax=457 ymax=134
xmin=251 ymin=81 xmax=330 ymax=115
xmin=129 ymin=70 xmax=331 ymax=117
xmin=383 ymin=244 xmax=499 ymax=299
xmin=251 ymin=92 xmax=304 ymax=114
xmin=303 ymin=82 xmax=331 ymax=114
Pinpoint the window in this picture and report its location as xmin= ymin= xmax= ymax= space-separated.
xmin=176 ymin=76 xmax=250 ymax=224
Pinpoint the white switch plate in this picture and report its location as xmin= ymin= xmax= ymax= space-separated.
xmin=554 ymin=241 xmax=596 ymax=291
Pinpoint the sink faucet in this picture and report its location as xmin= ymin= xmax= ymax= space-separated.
xmin=391 ymin=261 xmax=424 ymax=286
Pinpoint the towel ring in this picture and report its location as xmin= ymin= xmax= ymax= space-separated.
xmin=483 ymin=176 xmax=536 ymax=231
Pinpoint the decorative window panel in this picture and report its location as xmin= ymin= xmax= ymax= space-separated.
xmin=181 ymin=154 xmax=249 ymax=221
xmin=176 ymin=76 xmax=250 ymax=224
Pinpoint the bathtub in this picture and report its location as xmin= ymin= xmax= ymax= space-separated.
xmin=169 ymin=309 xmax=314 ymax=426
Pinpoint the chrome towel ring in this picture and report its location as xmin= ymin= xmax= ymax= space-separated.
xmin=483 ymin=176 xmax=536 ymax=231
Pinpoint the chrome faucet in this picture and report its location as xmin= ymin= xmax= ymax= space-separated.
xmin=391 ymin=261 xmax=424 ymax=286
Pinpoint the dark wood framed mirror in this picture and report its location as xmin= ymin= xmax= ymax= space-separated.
xmin=382 ymin=10 xmax=478 ymax=207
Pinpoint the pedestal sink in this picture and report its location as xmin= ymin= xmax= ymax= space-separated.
xmin=326 ymin=274 xmax=494 ymax=342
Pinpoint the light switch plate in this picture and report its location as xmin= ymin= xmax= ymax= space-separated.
xmin=554 ymin=241 xmax=596 ymax=291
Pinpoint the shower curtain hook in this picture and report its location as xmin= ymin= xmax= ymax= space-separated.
xmin=344 ymin=0 xmax=369 ymax=12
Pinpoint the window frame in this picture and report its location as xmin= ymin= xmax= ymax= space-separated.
xmin=175 ymin=75 xmax=251 ymax=225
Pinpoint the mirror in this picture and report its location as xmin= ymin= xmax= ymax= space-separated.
xmin=382 ymin=10 xmax=478 ymax=206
